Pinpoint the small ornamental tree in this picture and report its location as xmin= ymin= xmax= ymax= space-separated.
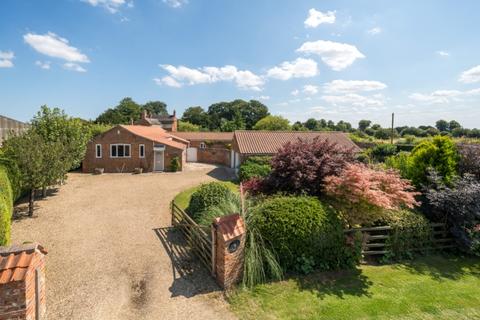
xmin=265 ymin=138 xmax=356 ymax=196
xmin=324 ymin=163 xmax=420 ymax=226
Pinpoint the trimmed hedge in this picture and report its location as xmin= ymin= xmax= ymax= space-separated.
xmin=252 ymin=196 xmax=360 ymax=272
xmin=0 ymin=165 xmax=13 ymax=246
xmin=239 ymin=156 xmax=272 ymax=182
xmin=187 ymin=182 xmax=235 ymax=222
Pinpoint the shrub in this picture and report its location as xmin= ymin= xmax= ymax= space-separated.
xmin=408 ymin=136 xmax=459 ymax=187
xmin=0 ymin=165 xmax=13 ymax=246
xmin=458 ymin=144 xmax=480 ymax=180
xmin=324 ymin=163 xmax=420 ymax=226
xmin=385 ymin=152 xmax=410 ymax=179
xmin=265 ymin=138 xmax=356 ymax=196
xmin=239 ymin=157 xmax=271 ymax=182
xmin=379 ymin=210 xmax=433 ymax=261
xmin=370 ymin=144 xmax=397 ymax=163
xmin=170 ymin=156 xmax=180 ymax=172
xmin=187 ymin=182 xmax=235 ymax=222
xmin=425 ymin=174 xmax=480 ymax=256
xmin=252 ymin=196 xmax=360 ymax=272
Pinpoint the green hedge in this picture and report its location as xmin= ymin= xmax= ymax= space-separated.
xmin=379 ymin=209 xmax=433 ymax=261
xmin=252 ymin=196 xmax=360 ymax=272
xmin=239 ymin=156 xmax=272 ymax=182
xmin=0 ymin=165 xmax=13 ymax=246
xmin=187 ymin=182 xmax=235 ymax=222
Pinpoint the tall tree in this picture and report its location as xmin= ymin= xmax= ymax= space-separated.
xmin=304 ymin=118 xmax=319 ymax=130
xmin=95 ymin=97 xmax=142 ymax=124
xmin=436 ymin=119 xmax=449 ymax=132
xmin=358 ymin=119 xmax=372 ymax=131
xmin=181 ymin=106 xmax=209 ymax=128
xmin=448 ymin=120 xmax=462 ymax=132
xmin=207 ymin=99 xmax=269 ymax=130
xmin=253 ymin=115 xmax=290 ymax=131
xmin=143 ymin=101 xmax=168 ymax=116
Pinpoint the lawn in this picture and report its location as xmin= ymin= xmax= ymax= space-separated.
xmin=229 ymin=255 xmax=480 ymax=320
xmin=173 ymin=181 xmax=239 ymax=210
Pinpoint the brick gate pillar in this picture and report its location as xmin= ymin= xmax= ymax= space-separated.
xmin=212 ymin=214 xmax=246 ymax=290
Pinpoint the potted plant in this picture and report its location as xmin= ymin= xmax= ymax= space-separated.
xmin=134 ymin=167 xmax=143 ymax=174
xmin=94 ymin=168 xmax=104 ymax=175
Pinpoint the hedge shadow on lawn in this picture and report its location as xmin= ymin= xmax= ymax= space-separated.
xmin=392 ymin=254 xmax=480 ymax=281
xmin=293 ymin=268 xmax=373 ymax=299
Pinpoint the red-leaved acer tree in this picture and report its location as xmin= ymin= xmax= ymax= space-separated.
xmin=324 ymin=163 xmax=420 ymax=226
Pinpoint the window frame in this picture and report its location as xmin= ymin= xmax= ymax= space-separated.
xmin=139 ymin=144 xmax=145 ymax=158
xmin=110 ymin=144 xmax=131 ymax=158
xmin=199 ymin=142 xmax=206 ymax=149
xmin=95 ymin=144 xmax=102 ymax=158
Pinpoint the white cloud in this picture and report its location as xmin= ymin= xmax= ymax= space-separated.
xmin=296 ymin=40 xmax=365 ymax=71
xmin=24 ymin=32 xmax=90 ymax=63
xmin=367 ymin=27 xmax=382 ymax=35
xmin=267 ymin=58 xmax=318 ymax=80
xmin=324 ymin=80 xmax=387 ymax=93
xmin=459 ymin=65 xmax=480 ymax=83
xmin=0 ymin=51 xmax=14 ymax=68
xmin=63 ymin=62 xmax=87 ymax=72
xmin=436 ymin=50 xmax=450 ymax=57
xmin=83 ymin=0 xmax=131 ymax=13
xmin=256 ymin=96 xmax=270 ymax=100
xmin=409 ymin=88 xmax=480 ymax=104
xmin=303 ymin=85 xmax=318 ymax=95
xmin=322 ymin=93 xmax=385 ymax=108
xmin=291 ymin=89 xmax=300 ymax=96
xmin=157 ymin=64 xmax=264 ymax=91
xmin=163 ymin=0 xmax=188 ymax=8
xmin=304 ymin=9 xmax=336 ymax=28
xmin=35 ymin=61 xmax=51 ymax=70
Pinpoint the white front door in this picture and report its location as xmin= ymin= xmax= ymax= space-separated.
xmin=154 ymin=150 xmax=164 ymax=171
xmin=186 ymin=147 xmax=197 ymax=162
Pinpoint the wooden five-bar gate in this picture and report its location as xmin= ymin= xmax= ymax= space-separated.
xmin=171 ymin=201 xmax=214 ymax=274
xmin=346 ymin=222 xmax=456 ymax=256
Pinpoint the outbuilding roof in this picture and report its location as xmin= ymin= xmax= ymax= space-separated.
xmin=233 ymin=130 xmax=361 ymax=154
xmin=0 ymin=243 xmax=47 ymax=284
xmin=172 ymin=132 xmax=234 ymax=142
xmin=119 ymin=125 xmax=187 ymax=150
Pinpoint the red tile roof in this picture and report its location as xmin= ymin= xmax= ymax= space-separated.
xmin=0 ymin=243 xmax=47 ymax=284
xmin=172 ymin=132 xmax=234 ymax=142
xmin=233 ymin=130 xmax=361 ymax=154
xmin=120 ymin=125 xmax=187 ymax=150
xmin=214 ymin=214 xmax=245 ymax=242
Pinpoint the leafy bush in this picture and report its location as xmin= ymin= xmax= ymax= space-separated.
xmin=385 ymin=152 xmax=410 ymax=179
xmin=425 ymin=174 xmax=480 ymax=256
xmin=0 ymin=165 xmax=13 ymax=245
xmin=252 ymin=196 xmax=360 ymax=272
xmin=458 ymin=144 xmax=480 ymax=180
xmin=265 ymin=138 xmax=356 ymax=196
xmin=170 ymin=156 xmax=180 ymax=172
xmin=239 ymin=157 xmax=271 ymax=182
xmin=379 ymin=210 xmax=433 ymax=261
xmin=408 ymin=136 xmax=459 ymax=187
xmin=324 ymin=163 xmax=419 ymax=226
xmin=187 ymin=182 xmax=235 ymax=222
xmin=370 ymin=144 xmax=397 ymax=162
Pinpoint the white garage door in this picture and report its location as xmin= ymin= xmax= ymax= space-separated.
xmin=186 ymin=147 xmax=197 ymax=162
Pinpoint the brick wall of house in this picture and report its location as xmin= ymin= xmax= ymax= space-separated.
xmin=82 ymin=126 xmax=185 ymax=173
xmin=163 ymin=146 xmax=185 ymax=171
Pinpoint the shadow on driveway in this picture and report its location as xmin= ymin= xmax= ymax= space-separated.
xmin=153 ymin=227 xmax=221 ymax=298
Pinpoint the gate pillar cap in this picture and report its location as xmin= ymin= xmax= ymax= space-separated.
xmin=214 ymin=213 xmax=245 ymax=242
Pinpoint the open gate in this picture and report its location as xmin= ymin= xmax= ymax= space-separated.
xmin=171 ymin=201 xmax=214 ymax=274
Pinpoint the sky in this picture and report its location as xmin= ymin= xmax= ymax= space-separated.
xmin=1 ymin=0 xmax=480 ymax=128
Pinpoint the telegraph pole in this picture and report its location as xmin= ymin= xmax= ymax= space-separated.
xmin=391 ymin=113 xmax=395 ymax=144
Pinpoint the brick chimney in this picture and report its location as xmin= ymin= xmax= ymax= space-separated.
xmin=0 ymin=243 xmax=48 ymax=320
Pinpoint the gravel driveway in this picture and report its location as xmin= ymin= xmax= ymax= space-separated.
xmin=11 ymin=164 xmax=237 ymax=320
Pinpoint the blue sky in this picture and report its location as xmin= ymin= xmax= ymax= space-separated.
xmin=1 ymin=0 xmax=480 ymax=128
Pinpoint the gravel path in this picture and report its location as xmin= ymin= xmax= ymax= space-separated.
xmin=11 ymin=164 xmax=237 ymax=320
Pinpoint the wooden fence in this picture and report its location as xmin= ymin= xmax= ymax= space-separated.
xmin=345 ymin=222 xmax=456 ymax=256
xmin=171 ymin=201 xmax=214 ymax=273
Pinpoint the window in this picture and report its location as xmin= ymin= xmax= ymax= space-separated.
xmin=139 ymin=144 xmax=145 ymax=158
xmin=199 ymin=142 xmax=206 ymax=149
xmin=110 ymin=144 xmax=131 ymax=158
xmin=95 ymin=144 xmax=102 ymax=158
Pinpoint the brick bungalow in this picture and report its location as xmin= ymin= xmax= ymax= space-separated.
xmin=231 ymin=130 xmax=361 ymax=168
xmin=173 ymin=132 xmax=234 ymax=167
xmin=83 ymin=125 xmax=188 ymax=173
